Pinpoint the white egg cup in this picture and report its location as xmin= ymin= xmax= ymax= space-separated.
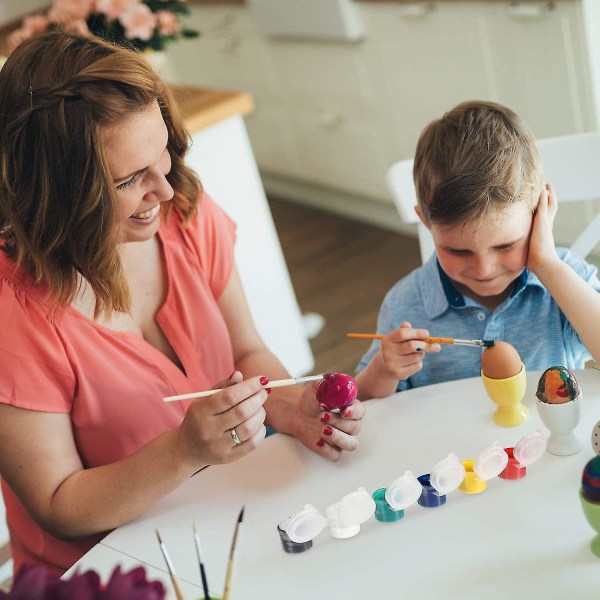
xmin=536 ymin=395 xmax=584 ymax=456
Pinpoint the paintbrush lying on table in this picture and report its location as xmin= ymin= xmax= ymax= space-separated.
xmin=346 ymin=333 xmax=495 ymax=348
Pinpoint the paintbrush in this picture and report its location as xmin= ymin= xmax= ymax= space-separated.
xmin=193 ymin=522 xmax=211 ymax=600
xmin=163 ymin=374 xmax=325 ymax=402
xmin=346 ymin=333 xmax=495 ymax=348
xmin=222 ymin=506 xmax=244 ymax=600
xmin=155 ymin=529 xmax=185 ymax=600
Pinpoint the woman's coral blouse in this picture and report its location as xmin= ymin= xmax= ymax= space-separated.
xmin=0 ymin=192 xmax=237 ymax=576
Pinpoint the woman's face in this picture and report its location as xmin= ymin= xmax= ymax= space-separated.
xmin=104 ymin=100 xmax=173 ymax=244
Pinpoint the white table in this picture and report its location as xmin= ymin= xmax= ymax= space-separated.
xmin=67 ymin=369 xmax=600 ymax=599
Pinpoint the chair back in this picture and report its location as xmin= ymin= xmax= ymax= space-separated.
xmin=387 ymin=132 xmax=600 ymax=264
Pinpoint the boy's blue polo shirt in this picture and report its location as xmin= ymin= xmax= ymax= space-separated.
xmin=356 ymin=248 xmax=600 ymax=391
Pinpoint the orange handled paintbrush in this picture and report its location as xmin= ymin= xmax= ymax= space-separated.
xmin=346 ymin=333 xmax=494 ymax=348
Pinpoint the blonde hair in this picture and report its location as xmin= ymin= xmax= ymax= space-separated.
xmin=0 ymin=31 xmax=200 ymax=318
xmin=413 ymin=100 xmax=544 ymax=226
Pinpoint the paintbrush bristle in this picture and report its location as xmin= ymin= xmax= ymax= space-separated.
xmin=482 ymin=340 xmax=495 ymax=348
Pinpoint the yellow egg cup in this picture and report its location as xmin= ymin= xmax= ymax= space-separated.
xmin=481 ymin=364 xmax=528 ymax=427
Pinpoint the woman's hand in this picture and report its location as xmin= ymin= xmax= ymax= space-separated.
xmin=289 ymin=381 xmax=366 ymax=462
xmin=177 ymin=373 xmax=269 ymax=469
xmin=526 ymin=184 xmax=560 ymax=275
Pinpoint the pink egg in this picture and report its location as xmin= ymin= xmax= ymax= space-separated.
xmin=316 ymin=373 xmax=357 ymax=412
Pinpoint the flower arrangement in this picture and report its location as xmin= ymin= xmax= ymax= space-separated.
xmin=8 ymin=0 xmax=199 ymax=53
xmin=0 ymin=564 xmax=166 ymax=599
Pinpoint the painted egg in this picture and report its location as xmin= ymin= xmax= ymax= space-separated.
xmin=582 ymin=455 xmax=600 ymax=503
xmin=535 ymin=366 xmax=580 ymax=404
xmin=592 ymin=421 xmax=600 ymax=455
xmin=481 ymin=341 xmax=522 ymax=379
xmin=316 ymin=373 xmax=357 ymax=412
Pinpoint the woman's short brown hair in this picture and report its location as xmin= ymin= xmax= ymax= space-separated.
xmin=0 ymin=31 xmax=200 ymax=317
xmin=413 ymin=100 xmax=544 ymax=227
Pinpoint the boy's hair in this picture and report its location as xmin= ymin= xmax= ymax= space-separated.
xmin=0 ymin=31 xmax=200 ymax=318
xmin=413 ymin=100 xmax=544 ymax=227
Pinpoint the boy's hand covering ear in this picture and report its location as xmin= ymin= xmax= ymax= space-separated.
xmin=526 ymin=183 xmax=559 ymax=274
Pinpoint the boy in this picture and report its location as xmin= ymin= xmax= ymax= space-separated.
xmin=355 ymin=100 xmax=600 ymax=399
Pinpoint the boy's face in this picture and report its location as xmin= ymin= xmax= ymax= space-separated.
xmin=428 ymin=203 xmax=533 ymax=304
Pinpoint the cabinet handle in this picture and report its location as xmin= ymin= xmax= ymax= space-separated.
xmin=397 ymin=3 xmax=435 ymax=18
xmin=507 ymin=2 xmax=554 ymax=18
xmin=316 ymin=110 xmax=344 ymax=128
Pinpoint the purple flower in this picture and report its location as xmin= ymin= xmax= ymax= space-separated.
xmin=0 ymin=564 xmax=166 ymax=599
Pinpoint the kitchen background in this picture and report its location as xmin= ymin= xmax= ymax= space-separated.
xmin=1 ymin=0 xmax=600 ymax=584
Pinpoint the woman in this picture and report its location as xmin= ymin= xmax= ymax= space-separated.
xmin=0 ymin=32 xmax=365 ymax=576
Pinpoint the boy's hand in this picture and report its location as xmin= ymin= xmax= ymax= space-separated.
xmin=527 ymin=184 xmax=560 ymax=274
xmin=379 ymin=321 xmax=441 ymax=381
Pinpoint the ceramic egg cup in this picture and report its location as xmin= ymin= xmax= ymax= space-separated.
xmin=580 ymin=490 xmax=600 ymax=558
xmin=481 ymin=363 xmax=528 ymax=427
xmin=536 ymin=395 xmax=584 ymax=455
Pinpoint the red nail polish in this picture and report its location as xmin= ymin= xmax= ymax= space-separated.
xmin=259 ymin=376 xmax=269 ymax=386
xmin=323 ymin=425 xmax=334 ymax=437
xmin=343 ymin=408 xmax=352 ymax=418
xmin=316 ymin=438 xmax=325 ymax=448
xmin=266 ymin=388 xmax=272 ymax=394
xmin=320 ymin=413 xmax=330 ymax=423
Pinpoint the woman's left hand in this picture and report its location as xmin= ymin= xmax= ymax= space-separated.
xmin=290 ymin=382 xmax=365 ymax=461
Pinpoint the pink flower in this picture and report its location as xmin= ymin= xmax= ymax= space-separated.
xmin=63 ymin=19 xmax=92 ymax=37
xmin=7 ymin=28 xmax=34 ymax=52
xmin=22 ymin=14 xmax=50 ymax=34
xmin=95 ymin=0 xmax=140 ymax=23
xmin=156 ymin=10 xmax=180 ymax=36
xmin=119 ymin=3 xmax=157 ymax=41
xmin=48 ymin=0 xmax=95 ymax=25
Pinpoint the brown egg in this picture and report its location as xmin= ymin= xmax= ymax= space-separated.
xmin=481 ymin=341 xmax=522 ymax=379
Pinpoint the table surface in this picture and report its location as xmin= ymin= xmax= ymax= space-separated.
xmin=68 ymin=369 xmax=600 ymax=599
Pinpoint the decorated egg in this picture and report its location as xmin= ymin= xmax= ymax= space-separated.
xmin=481 ymin=341 xmax=522 ymax=379
xmin=316 ymin=373 xmax=357 ymax=412
xmin=582 ymin=455 xmax=600 ymax=503
xmin=592 ymin=421 xmax=600 ymax=455
xmin=535 ymin=366 xmax=580 ymax=404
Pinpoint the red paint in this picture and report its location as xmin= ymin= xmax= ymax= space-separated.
xmin=316 ymin=438 xmax=325 ymax=448
xmin=320 ymin=413 xmax=330 ymax=423
xmin=323 ymin=425 xmax=334 ymax=437
xmin=316 ymin=373 xmax=358 ymax=412
xmin=259 ymin=376 xmax=269 ymax=386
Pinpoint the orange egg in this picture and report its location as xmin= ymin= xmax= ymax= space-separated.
xmin=481 ymin=341 xmax=522 ymax=379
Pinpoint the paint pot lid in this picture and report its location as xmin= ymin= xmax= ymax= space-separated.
xmin=327 ymin=487 xmax=376 ymax=529
xmin=513 ymin=429 xmax=547 ymax=466
xmin=385 ymin=471 xmax=423 ymax=511
xmin=284 ymin=504 xmax=328 ymax=543
xmin=473 ymin=442 xmax=509 ymax=481
xmin=430 ymin=453 xmax=466 ymax=495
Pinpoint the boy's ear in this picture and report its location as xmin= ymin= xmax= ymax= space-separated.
xmin=414 ymin=205 xmax=431 ymax=230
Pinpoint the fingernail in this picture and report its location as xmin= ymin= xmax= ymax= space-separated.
xmin=266 ymin=388 xmax=272 ymax=394
xmin=323 ymin=425 xmax=334 ymax=437
xmin=228 ymin=370 xmax=236 ymax=380
xmin=343 ymin=408 xmax=352 ymax=418
xmin=320 ymin=413 xmax=330 ymax=423
xmin=316 ymin=438 xmax=325 ymax=448
xmin=259 ymin=376 xmax=269 ymax=386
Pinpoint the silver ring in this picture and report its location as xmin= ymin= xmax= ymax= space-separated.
xmin=230 ymin=428 xmax=242 ymax=445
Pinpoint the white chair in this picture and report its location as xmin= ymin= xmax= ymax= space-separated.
xmin=387 ymin=132 xmax=600 ymax=264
